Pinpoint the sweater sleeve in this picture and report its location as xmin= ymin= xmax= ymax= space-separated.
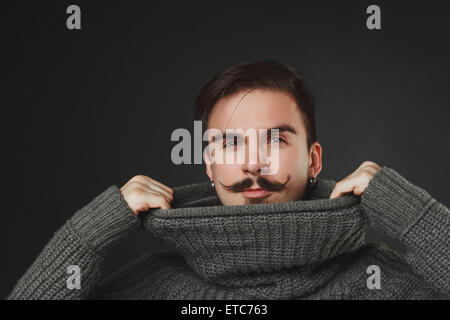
xmin=361 ymin=166 xmax=450 ymax=296
xmin=7 ymin=185 xmax=141 ymax=300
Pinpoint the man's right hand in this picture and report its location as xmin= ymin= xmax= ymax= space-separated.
xmin=119 ymin=175 xmax=174 ymax=215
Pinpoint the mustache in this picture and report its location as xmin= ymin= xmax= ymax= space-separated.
xmin=219 ymin=175 xmax=290 ymax=193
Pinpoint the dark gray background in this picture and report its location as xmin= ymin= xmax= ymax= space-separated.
xmin=1 ymin=1 xmax=449 ymax=298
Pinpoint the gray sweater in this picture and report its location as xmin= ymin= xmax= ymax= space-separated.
xmin=7 ymin=167 xmax=450 ymax=299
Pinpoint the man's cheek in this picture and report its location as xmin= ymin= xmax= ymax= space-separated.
xmin=262 ymin=149 xmax=282 ymax=175
xmin=272 ymin=154 xmax=294 ymax=178
xmin=214 ymin=165 xmax=241 ymax=185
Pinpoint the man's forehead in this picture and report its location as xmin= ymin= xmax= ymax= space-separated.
xmin=208 ymin=89 xmax=301 ymax=131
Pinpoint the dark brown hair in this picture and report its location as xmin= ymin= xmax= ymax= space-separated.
xmin=194 ymin=60 xmax=317 ymax=149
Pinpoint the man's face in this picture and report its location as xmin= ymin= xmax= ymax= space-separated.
xmin=205 ymin=88 xmax=322 ymax=206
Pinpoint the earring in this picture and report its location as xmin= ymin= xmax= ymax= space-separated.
xmin=211 ymin=181 xmax=215 ymax=188
xmin=307 ymin=176 xmax=317 ymax=188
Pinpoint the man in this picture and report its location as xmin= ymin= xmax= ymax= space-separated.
xmin=8 ymin=60 xmax=449 ymax=300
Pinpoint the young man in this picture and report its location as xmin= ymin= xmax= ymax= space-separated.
xmin=8 ymin=60 xmax=449 ymax=300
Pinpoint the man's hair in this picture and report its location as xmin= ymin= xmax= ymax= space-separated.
xmin=194 ymin=60 xmax=317 ymax=149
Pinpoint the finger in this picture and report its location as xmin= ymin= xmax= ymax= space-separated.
xmin=129 ymin=179 xmax=173 ymax=201
xmin=122 ymin=178 xmax=151 ymax=191
xmin=123 ymin=181 xmax=156 ymax=196
xmin=341 ymin=165 xmax=366 ymax=181
xmin=148 ymin=184 xmax=173 ymax=201
xmin=356 ymin=161 xmax=380 ymax=173
xmin=145 ymin=192 xmax=172 ymax=210
xmin=131 ymin=175 xmax=174 ymax=196
xmin=330 ymin=173 xmax=372 ymax=199
xmin=330 ymin=177 xmax=358 ymax=199
xmin=147 ymin=177 xmax=174 ymax=195
xmin=347 ymin=163 xmax=378 ymax=181
xmin=135 ymin=175 xmax=173 ymax=194
xmin=126 ymin=182 xmax=173 ymax=205
xmin=146 ymin=189 xmax=173 ymax=204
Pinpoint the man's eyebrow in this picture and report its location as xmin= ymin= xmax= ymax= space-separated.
xmin=267 ymin=124 xmax=297 ymax=135
xmin=212 ymin=124 xmax=297 ymax=142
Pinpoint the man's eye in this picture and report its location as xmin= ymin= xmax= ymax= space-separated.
xmin=269 ymin=136 xmax=285 ymax=144
xmin=224 ymin=138 xmax=240 ymax=148
xmin=224 ymin=141 xmax=234 ymax=147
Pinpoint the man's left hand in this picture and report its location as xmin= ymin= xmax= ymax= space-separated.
xmin=330 ymin=161 xmax=381 ymax=199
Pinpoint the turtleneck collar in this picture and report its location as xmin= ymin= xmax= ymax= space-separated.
xmin=140 ymin=178 xmax=368 ymax=290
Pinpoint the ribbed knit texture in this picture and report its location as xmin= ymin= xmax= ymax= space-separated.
xmin=7 ymin=167 xmax=449 ymax=300
xmin=140 ymin=181 xmax=368 ymax=288
xmin=361 ymin=167 xmax=450 ymax=297
xmin=8 ymin=186 xmax=140 ymax=300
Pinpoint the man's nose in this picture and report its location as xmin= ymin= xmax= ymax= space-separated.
xmin=243 ymin=162 xmax=264 ymax=175
xmin=242 ymin=143 xmax=269 ymax=175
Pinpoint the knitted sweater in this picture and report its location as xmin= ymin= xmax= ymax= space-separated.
xmin=7 ymin=167 xmax=449 ymax=300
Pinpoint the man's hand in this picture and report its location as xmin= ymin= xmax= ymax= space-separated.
xmin=330 ymin=161 xmax=381 ymax=199
xmin=120 ymin=175 xmax=174 ymax=215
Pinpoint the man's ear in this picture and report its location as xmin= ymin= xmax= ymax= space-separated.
xmin=204 ymin=149 xmax=213 ymax=181
xmin=206 ymin=164 xmax=213 ymax=181
xmin=308 ymin=142 xmax=323 ymax=177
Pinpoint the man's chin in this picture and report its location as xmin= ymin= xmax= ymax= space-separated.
xmin=246 ymin=198 xmax=270 ymax=204
xmin=242 ymin=192 xmax=276 ymax=205
xmin=220 ymin=192 xmax=285 ymax=206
